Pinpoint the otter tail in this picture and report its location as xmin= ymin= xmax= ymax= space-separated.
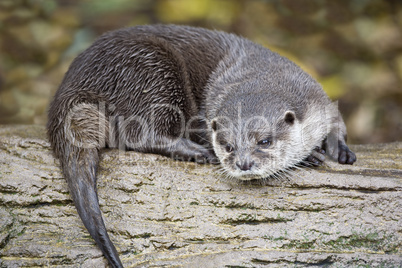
xmin=62 ymin=148 xmax=123 ymax=268
xmin=48 ymin=102 xmax=123 ymax=267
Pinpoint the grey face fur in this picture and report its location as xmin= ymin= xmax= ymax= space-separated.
xmin=205 ymin=46 xmax=342 ymax=179
xmin=211 ymin=110 xmax=298 ymax=179
xmin=47 ymin=25 xmax=356 ymax=267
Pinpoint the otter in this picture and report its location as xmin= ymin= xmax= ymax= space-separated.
xmin=47 ymin=24 xmax=356 ymax=267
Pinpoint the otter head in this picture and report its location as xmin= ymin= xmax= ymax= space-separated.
xmin=210 ymin=94 xmax=305 ymax=180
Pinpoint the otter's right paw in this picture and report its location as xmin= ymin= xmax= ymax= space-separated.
xmin=338 ymin=143 xmax=356 ymax=165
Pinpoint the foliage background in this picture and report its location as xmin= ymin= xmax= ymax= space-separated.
xmin=0 ymin=0 xmax=401 ymax=144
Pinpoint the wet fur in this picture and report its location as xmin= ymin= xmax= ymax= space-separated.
xmin=47 ymin=25 xmax=356 ymax=267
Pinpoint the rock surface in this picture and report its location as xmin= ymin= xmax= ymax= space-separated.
xmin=0 ymin=125 xmax=401 ymax=267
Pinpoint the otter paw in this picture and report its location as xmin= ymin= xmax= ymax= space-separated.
xmin=194 ymin=150 xmax=220 ymax=164
xmin=338 ymin=144 xmax=356 ymax=165
xmin=173 ymin=149 xmax=218 ymax=164
xmin=304 ymin=147 xmax=326 ymax=167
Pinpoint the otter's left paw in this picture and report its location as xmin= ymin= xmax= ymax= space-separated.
xmin=304 ymin=147 xmax=326 ymax=166
xmin=194 ymin=150 xmax=220 ymax=165
xmin=338 ymin=143 xmax=356 ymax=165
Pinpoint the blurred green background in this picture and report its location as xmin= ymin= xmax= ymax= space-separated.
xmin=0 ymin=0 xmax=401 ymax=144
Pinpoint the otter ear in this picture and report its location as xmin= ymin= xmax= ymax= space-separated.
xmin=211 ymin=119 xmax=218 ymax=132
xmin=284 ymin=111 xmax=296 ymax=125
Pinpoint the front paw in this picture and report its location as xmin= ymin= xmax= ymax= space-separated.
xmin=173 ymin=149 xmax=219 ymax=165
xmin=194 ymin=150 xmax=220 ymax=165
xmin=304 ymin=147 xmax=326 ymax=167
xmin=338 ymin=143 xmax=356 ymax=165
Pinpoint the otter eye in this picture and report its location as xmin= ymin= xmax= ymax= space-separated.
xmin=218 ymin=140 xmax=233 ymax=152
xmin=225 ymin=144 xmax=234 ymax=153
xmin=218 ymin=140 xmax=226 ymax=146
xmin=257 ymin=139 xmax=271 ymax=148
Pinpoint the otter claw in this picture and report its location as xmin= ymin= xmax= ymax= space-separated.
xmin=174 ymin=149 xmax=219 ymax=164
xmin=304 ymin=147 xmax=326 ymax=166
xmin=194 ymin=151 xmax=219 ymax=164
xmin=338 ymin=144 xmax=356 ymax=165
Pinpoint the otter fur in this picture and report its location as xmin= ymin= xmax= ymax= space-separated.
xmin=47 ymin=24 xmax=356 ymax=267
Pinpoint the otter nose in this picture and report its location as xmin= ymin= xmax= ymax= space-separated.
xmin=236 ymin=160 xmax=255 ymax=171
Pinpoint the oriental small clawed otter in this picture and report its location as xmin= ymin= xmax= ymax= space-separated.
xmin=47 ymin=24 xmax=356 ymax=267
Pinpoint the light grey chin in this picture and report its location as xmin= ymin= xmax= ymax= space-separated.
xmin=229 ymin=170 xmax=266 ymax=181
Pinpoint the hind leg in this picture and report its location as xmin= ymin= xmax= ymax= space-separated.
xmin=117 ymin=115 xmax=218 ymax=164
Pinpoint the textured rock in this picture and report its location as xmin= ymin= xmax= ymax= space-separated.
xmin=0 ymin=125 xmax=401 ymax=267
